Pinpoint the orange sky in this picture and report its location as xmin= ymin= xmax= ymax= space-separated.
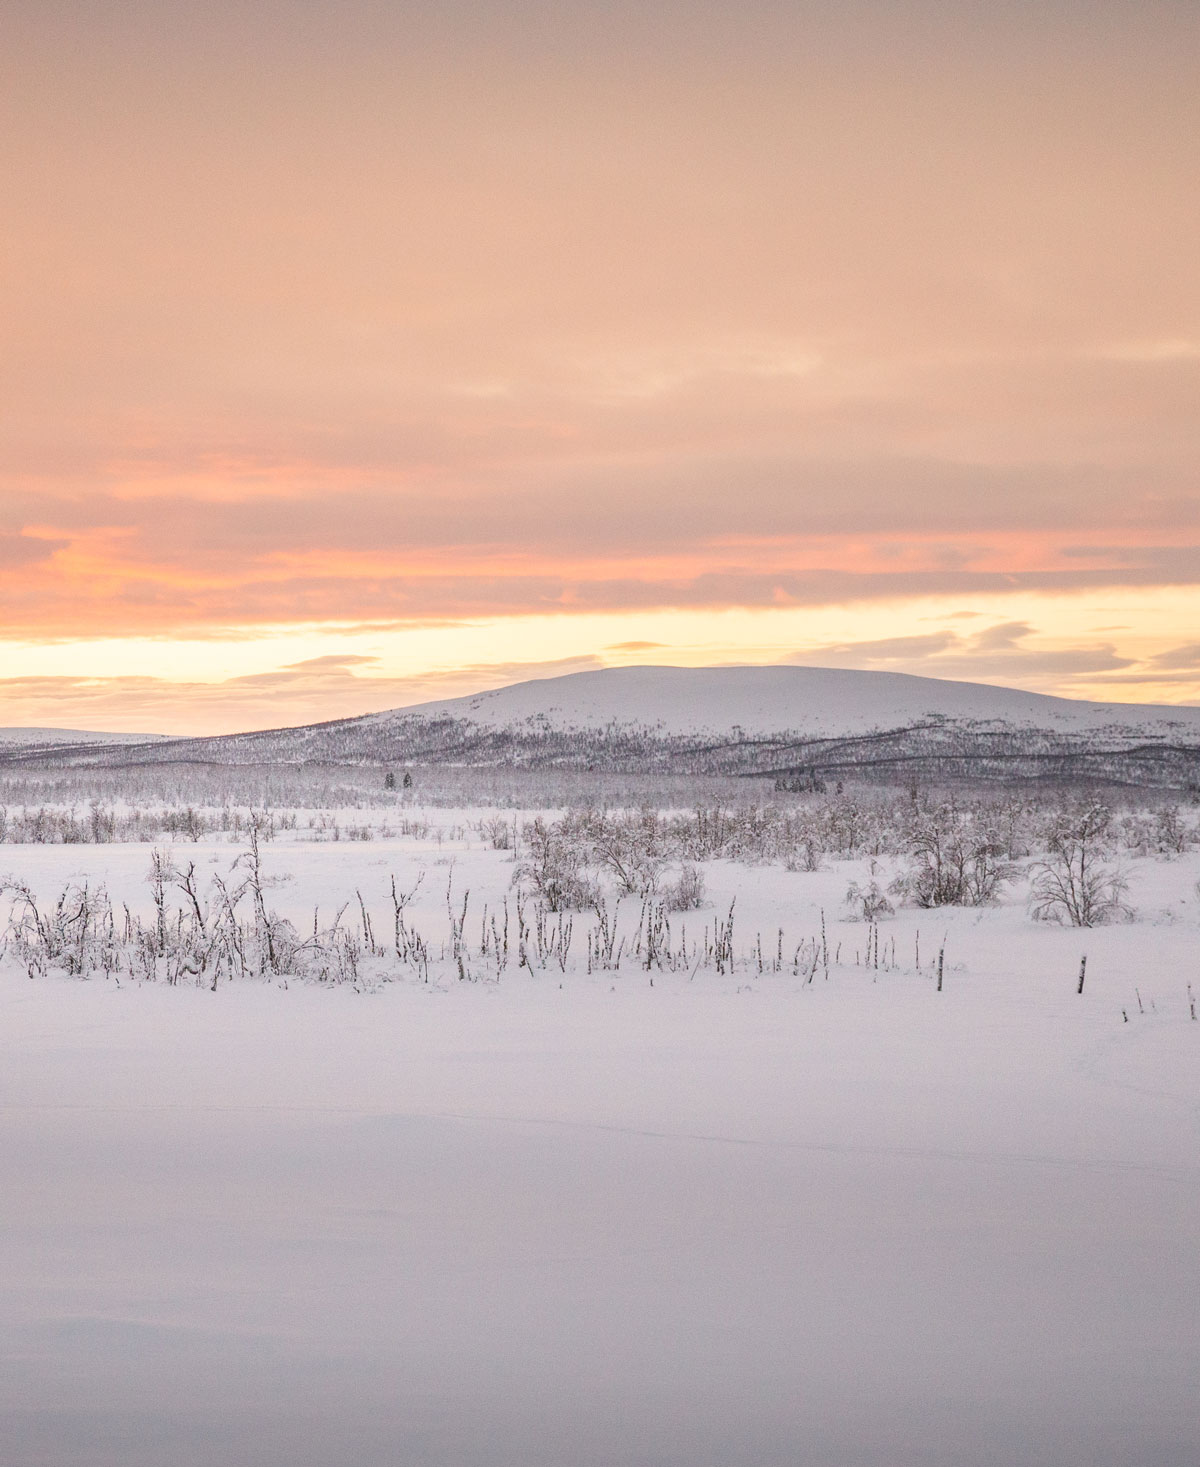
xmin=1 ymin=1 xmax=1197 ymax=733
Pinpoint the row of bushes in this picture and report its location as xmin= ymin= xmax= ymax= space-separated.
xmin=513 ymin=800 xmax=1147 ymax=926
xmin=0 ymin=805 xmax=467 ymax=846
xmin=0 ymin=834 xmax=733 ymax=987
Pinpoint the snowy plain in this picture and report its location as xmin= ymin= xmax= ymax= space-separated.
xmin=2 ymin=821 xmax=1199 ymax=1467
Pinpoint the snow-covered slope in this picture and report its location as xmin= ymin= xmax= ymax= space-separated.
xmin=0 ymin=726 xmax=166 ymax=746
xmin=370 ymin=664 xmax=1200 ymax=738
xmin=4 ymin=843 xmax=1200 ymax=1467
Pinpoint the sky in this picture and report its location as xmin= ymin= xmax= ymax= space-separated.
xmin=1 ymin=0 xmax=1197 ymax=734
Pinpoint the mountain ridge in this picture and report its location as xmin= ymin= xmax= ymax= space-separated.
xmin=10 ymin=664 xmax=1200 ymax=790
xmin=0 ymin=727 xmax=170 ymax=747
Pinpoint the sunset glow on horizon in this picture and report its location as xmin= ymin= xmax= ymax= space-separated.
xmin=2 ymin=0 xmax=1197 ymax=734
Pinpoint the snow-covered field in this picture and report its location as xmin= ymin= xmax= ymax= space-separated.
xmin=3 ymin=824 xmax=1199 ymax=1466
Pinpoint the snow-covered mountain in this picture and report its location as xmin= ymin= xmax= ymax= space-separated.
xmin=13 ymin=665 xmax=1200 ymax=788
xmin=369 ymin=664 xmax=1200 ymax=739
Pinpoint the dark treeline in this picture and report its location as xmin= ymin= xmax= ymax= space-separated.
xmin=5 ymin=713 xmax=1200 ymax=791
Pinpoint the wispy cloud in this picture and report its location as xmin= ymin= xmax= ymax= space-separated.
xmin=1149 ymin=643 xmax=1200 ymax=671
xmin=787 ymin=621 xmax=1139 ymax=693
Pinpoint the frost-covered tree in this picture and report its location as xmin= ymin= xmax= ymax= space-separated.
xmin=1029 ymin=802 xmax=1131 ymax=927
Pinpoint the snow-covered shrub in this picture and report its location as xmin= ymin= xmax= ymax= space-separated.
xmin=1119 ymin=805 xmax=1190 ymax=858
xmin=1029 ymin=802 xmax=1132 ymax=926
xmin=478 ymin=815 xmax=513 ymax=850
xmin=662 ymin=864 xmax=706 ymax=911
xmin=586 ymin=810 xmax=666 ymax=897
xmin=784 ymin=833 xmax=824 ymax=872
xmin=1152 ymin=806 xmax=1189 ymax=855
xmin=844 ymin=875 xmax=894 ymax=922
xmin=1 ymin=878 xmax=121 ymax=979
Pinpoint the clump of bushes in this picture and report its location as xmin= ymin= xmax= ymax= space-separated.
xmin=890 ymin=804 xmax=1015 ymax=909
xmin=512 ymin=817 xmax=601 ymax=912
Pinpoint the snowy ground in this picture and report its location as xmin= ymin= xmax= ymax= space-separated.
xmin=2 ymin=830 xmax=1199 ymax=1466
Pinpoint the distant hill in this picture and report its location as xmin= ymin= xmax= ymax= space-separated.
xmin=14 ymin=665 xmax=1200 ymax=791
xmin=363 ymin=664 xmax=1200 ymax=739
xmin=0 ymin=727 xmax=168 ymax=747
